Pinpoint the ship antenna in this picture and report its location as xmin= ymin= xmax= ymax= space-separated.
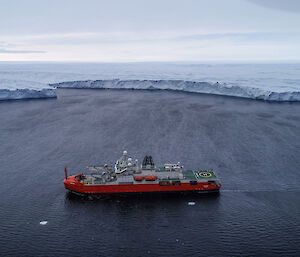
xmin=64 ymin=166 xmax=68 ymax=179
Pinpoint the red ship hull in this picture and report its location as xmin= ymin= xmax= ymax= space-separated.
xmin=64 ymin=175 xmax=221 ymax=195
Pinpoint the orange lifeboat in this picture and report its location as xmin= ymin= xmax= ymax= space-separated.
xmin=134 ymin=176 xmax=144 ymax=181
xmin=145 ymin=176 xmax=157 ymax=181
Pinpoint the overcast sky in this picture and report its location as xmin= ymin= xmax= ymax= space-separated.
xmin=1 ymin=0 xmax=300 ymax=62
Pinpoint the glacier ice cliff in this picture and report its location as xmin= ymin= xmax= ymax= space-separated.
xmin=51 ymin=79 xmax=300 ymax=102
xmin=0 ymin=88 xmax=56 ymax=101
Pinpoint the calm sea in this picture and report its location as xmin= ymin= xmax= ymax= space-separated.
xmin=0 ymin=89 xmax=300 ymax=256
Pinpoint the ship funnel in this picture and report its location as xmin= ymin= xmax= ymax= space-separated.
xmin=142 ymin=155 xmax=155 ymax=169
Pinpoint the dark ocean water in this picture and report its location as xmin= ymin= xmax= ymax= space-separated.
xmin=0 ymin=89 xmax=300 ymax=257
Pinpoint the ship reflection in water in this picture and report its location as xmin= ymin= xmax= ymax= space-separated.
xmin=64 ymin=189 xmax=221 ymax=203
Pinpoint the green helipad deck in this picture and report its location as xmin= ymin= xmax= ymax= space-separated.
xmin=182 ymin=170 xmax=217 ymax=181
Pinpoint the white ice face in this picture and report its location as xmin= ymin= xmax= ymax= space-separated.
xmin=1 ymin=63 xmax=300 ymax=101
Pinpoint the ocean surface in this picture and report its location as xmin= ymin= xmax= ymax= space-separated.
xmin=0 ymin=62 xmax=300 ymax=101
xmin=0 ymin=89 xmax=300 ymax=256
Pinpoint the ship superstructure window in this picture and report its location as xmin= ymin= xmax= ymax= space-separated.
xmin=159 ymin=181 xmax=170 ymax=186
xmin=172 ymin=181 xmax=181 ymax=186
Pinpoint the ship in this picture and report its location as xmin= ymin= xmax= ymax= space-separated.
xmin=63 ymin=151 xmax=221 ymax=195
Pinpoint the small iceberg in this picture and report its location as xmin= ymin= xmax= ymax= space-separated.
xmin=188 ymin=202 xmax=196 ymax=206
xmin=40 ymin=220 xmax=48 ymax=225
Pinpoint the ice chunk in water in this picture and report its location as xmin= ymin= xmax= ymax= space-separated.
xmin=40 ymin=220 xmax=48 ymax=225
xmin=188 ymin=202 xmax=195 ymax=206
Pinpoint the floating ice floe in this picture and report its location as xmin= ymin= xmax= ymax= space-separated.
xmin=40 ymin=220 xmax=48 ymax=225
xmin=188 ymin=202 xmax=196 ymax=206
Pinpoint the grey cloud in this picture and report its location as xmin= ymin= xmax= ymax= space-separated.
xmin=0 ymin=48 xmax=45 ymax=54
xmin=13 ymin=32 xmax=300 ymax=47
xmin=0 ymin=41 xmax=16 ymax=48
xmin=247 ymin=0 xmax=300 ymax=13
